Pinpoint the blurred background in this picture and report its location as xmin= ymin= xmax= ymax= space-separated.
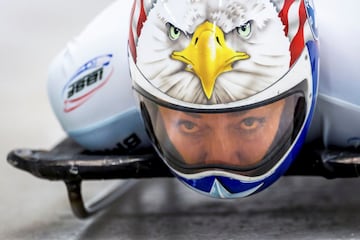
xmin=2 ymin=1 xmax=360 ymax=240
xmin=0 ymin=0 xmax=114 ymax=238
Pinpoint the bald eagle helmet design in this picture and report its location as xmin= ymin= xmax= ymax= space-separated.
xmin=135 ymin=0 xmax=291 ymax=104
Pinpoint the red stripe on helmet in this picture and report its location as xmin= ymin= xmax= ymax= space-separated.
xmin=289 ymin=0 xmax=306 ymax=65
xmin=128 ymin=0 xmax=148 ymax=61
xmin=128 ymin=1 xmax=137 ymax=60
xmin=278 ymin=0 xmax=296 ymax=35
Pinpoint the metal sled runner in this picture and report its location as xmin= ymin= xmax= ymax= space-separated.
xmin=7 ymin=138 xmax=360 ymax=219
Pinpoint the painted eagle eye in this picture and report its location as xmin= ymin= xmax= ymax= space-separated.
xmin=168 ymin=24 xmax=182 ymax=40
xmin=236 ymin=21 xmax=252 ymax=39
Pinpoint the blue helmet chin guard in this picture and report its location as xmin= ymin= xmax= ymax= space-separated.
xmin=128 ymin=0 xmax=319 ymax=198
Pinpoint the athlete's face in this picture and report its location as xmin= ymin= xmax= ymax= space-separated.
xmin=158 ymin=99 xmax=286 ymax=168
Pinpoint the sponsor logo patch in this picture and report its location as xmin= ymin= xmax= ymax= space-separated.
xmin=63 ymin=54 xmax=113 ymax=113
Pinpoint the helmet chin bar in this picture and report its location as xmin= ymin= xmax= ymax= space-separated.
xmin=7 ymin=136 xmax=360 ymax=217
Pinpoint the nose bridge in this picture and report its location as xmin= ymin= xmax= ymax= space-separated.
xmin=206 ymin=122 xmax=233 ymax=163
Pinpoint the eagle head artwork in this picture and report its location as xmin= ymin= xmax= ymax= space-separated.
xmin=135 ymin=0 xmax=291 ymax=104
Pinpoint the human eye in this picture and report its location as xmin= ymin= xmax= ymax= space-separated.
xmin=177 ymin=120 xmax=201 ymax=135
xmin=237 ymin=117 xmax=265 ymax=133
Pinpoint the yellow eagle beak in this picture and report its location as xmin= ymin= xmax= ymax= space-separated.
xmin=171 ymin=21 xmax=250 ymax=99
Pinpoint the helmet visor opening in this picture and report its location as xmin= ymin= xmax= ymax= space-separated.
xmin=141 ymin=93 xmax=306 ymax=176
